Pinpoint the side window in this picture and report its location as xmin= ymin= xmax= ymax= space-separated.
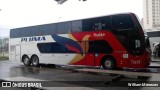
xmin=37 ymin=42 xmax=76 ymax=53
xmin=52 ymin=43 xmax=68 ymax=53
xmin=82 ymin=17 xmax=111 ymax=31
xmin=112 ymin=14 xmax=134 ymax=29
xmin=10 ymin=29 xmax=20 ymax=38
xmin=94 ymin=40 xmax=113 ymax=53
xmin=93 ymin=16 xmax=111 ymax=30
xmin=88 ymin=41 xmax=94 ymax=53
xmin=87 ymin=40 xmax=113 ymax=54
xmin=19 ymin=28 xmax=31 ymax=37
xmin=37 ymin=43 xmax=54 ymax=53
xmin=43 ymin=24 xmax=56 ymax=35
xmin=71 ymin=20 xmax=82 ymax=32
xmin=82 ymin=19 xmax=95 ymax=31
xmin=30 ymin=26 xmax=43 ymax=36
xmin=57 ymin=22 xmax=71 ymax=34
xmin=102 ymin=16 xmax=112 ymax=30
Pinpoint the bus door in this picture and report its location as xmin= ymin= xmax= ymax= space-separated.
xmin=85 ymin=40 xmax=113 ymax=66
xmin=85 ymin=41 xmax=95 ymax=66
xmin=15 ymin=45 xmax=21 ymax=63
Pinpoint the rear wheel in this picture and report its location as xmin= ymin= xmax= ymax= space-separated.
xmin=31 ymin=55 xmax=39 ymax=67
xmin=102 ymin=58 xmax=116 ymax=70
xmin=23 ymin=55 xmax=31 ymax=66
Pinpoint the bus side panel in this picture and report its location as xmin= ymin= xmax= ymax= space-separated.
xmin=15 ymin=45 xmax=21 ymax=63
xmin=9 ymin=38 xmax=21 ymax=62
xmin=21 ymin=43 xmax=40 ymax=61
xmin=127 ymin=51 xmax=150 ymax=68
xmin=94 ymin=54 xmax=106 ymax=66
xmin=9 ymin=46 xmax=16 ymax=61
xmin=112 ymin=51 xmax=150 ymax=69
xmin=112 ymin=52 xmax=128 ymax=68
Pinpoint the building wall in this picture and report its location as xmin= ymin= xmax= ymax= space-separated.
xmin=143 ymin=0 xmax=160 ymax=31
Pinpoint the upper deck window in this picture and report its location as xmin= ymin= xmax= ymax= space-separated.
xmin=112 ymin=14 xmax=134 ymax=30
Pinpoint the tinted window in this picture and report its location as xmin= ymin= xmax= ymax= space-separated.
xmin=37 ymin=43 xmax=54 ymax=53
xmin=57 ymin=22 xmax=71 ymax=34
xmin=93 ymin=16 xmax=111 ymax=30
xmin=87 ymin=41 xmax=95 ymax=53
xmin=94 ymin=40 xmax=113 ymax=53
xmin=37 ymin=42 xmax=76 ymax=53
xmin=128 ymin=35 xmax=144 ymax=55
xmin=10 ymin=29 xmax=20 ymax=38
xmin=111 ymin=14 xmax=145 ymax=55
xmin=88 ymin=40 xmax=113 ymax=53
xmin=43 ymin=24 xmax=56 ymax=35
xmin=71 ymin=20 xmax=82 ymax=32
xmin=145 ymin=36 xmax=150 ymax=48
xmin=30 ymin=26 xmax=43 ymax=36
xmin=112 ymin=14 xmax=134 ymax=29
xmin=19 ymin=28 xmax=31 ymax=37
xmin=53 ymin=43 xmax=69 ymax=53
xmin=82 ymin=16 xmax=111 ymax=31
xmin=82 ymin=19 xmax=95 ymax=31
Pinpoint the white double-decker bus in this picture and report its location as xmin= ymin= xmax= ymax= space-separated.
xmin=9 ymin=13 xmax=150 ymax=70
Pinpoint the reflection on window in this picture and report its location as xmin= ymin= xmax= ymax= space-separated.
xmin=57 ymin=22 xmax=71 ymax=34
xmin=72 ymin=20 xmax=82 ymax=32
xmin=135 ymin=40 xmax=141 ymax=48
xmin=112 ymin=14 xmax=134 ymax=29
xmin=88 ymin=40 xmax=113 ymax=54
xmin=82 ymin=16 xmax=111 ymax=31
xmin=37 ymin=42 xmax=76 ymax=53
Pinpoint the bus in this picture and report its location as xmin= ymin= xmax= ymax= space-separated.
xmin=9 ymin=13 xmax=151 ymax=70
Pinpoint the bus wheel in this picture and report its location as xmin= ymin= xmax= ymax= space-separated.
xmin=31 ymin=55 xmax=39 ymax=67
xmin=23 ymin=55 xmax=31 ymax=66
xmin=102 ymin=58 xmax=116 ymax=70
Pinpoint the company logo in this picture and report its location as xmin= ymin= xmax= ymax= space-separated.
xmin=93 ymin=33 xmax=105 ymax=37
xmin=21 ymin=36 xmax=46 ymax=42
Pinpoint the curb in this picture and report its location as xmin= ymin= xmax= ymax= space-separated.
xmin=0 ymin=58 xmax=9 ymax=60
xmin=148 ymin=66 xmax=160 ymax=68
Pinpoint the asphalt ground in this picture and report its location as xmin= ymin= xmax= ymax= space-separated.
xmin=0 ymin=59 xmax=160 ymax=90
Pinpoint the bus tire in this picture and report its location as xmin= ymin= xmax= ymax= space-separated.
xmin=22 ymin=55 xmax=31 ymax=66
xmin=31 ymin=55 xmax=39 ymax=67
xmin=102 ymin=57 xmax=116 ymax=70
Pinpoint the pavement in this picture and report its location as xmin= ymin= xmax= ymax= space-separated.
xmin=151 ymin=56 xmax=160 ymax=62
xmin=150 ymin=62 xmax=160 ymax=68
xmin=0 ymin=57 xmax=160 ymax=90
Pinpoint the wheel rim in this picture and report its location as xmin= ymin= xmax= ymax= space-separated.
xmin=104 ymin=60 xmax=112 ymax=68
xmin=32 ymin=57 xmax=38 ymax=65
xmin=24 ymin=57 xmax=29 ymax=65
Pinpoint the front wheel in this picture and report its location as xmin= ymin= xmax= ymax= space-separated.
xmin=31 ymin=55 xmax=39 ymax=67
xmin=102 ymin=58 xmax=116 ymax=70
xmin=23 ymin=55 xmax=31 ymax=66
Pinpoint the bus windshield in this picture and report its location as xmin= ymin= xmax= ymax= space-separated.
xmin=111 ymin=14 xmax=145 ymax=55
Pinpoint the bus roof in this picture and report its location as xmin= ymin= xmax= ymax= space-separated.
xmin=11 ymin=12 xmax=136 ymax=30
